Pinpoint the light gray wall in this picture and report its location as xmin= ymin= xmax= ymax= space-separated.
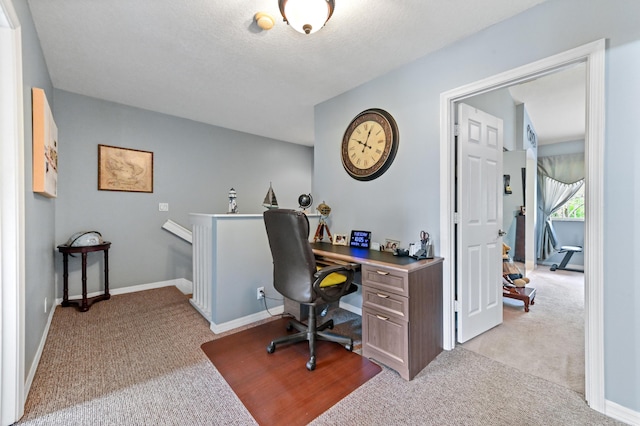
xmin=538 ymin=139 xmax=585 ymax=157
xmin=52 ymin=90 xmax=313 ymax=294
xmin=314 ymin=0 xmax=640 ymax=411
xmin=463 ymin=87 xmax=517 ymax=151
xmin=13 ymin=0 xmax=57 ymax=382
xmin=502 ymin=151 xmax=526 ymax=251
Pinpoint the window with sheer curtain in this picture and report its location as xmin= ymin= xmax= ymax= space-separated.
xmin=551 ymin=185 xmax=584 ymax=219
xmin=537 ymin=153 xmax=584 ymax=260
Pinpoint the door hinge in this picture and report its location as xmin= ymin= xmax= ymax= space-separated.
xmin=453 ymin=212 xmax=459 ymax=224
xmin=454 ymin=124 xmax=460 ymax=137
xmin=454 ymin=300 xmax=460 ymax=312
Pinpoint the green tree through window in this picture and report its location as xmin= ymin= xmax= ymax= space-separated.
xmin=551 ymin=185 xmax=584 ymax=219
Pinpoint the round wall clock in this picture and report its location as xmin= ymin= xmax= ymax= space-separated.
xmin=341 ymin=108 xmax=399 ymax=181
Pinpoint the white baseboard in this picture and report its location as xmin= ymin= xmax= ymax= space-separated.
xmin=56 ymin=278 xmax=193 ymax=305
xmin=605 ymin=399 xmax=640 ymax=425
xmin=209 ymin=305 xmax=285 ymax=334
xmin=208 ymin=300 xmax=363 ymax=334
xmin=538 ymin=261 xmax=584 ymax=271
xmin=24 ymin=303 xmax=56 ymax=402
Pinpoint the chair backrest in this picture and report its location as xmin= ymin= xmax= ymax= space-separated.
xmin=545 ymin=219 xmax=561 ymax=251
xmin=263 ymin=209 xmax=317 ymax=303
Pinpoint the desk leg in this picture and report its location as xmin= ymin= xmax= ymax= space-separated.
xmin=61 ymin=253 xmax=70 ymax=307
xmin=80 ymin=252 xmax=89 ymax=312
xmin=103 ymin=248 xmax=111 ymax=298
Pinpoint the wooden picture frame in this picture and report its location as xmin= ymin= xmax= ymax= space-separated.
xmin=98 ymin=144 xmax=153 ymax=193
xmin=32 ymin=88 xmax=58 ymax=198
xmin=332 ymin=233 xmax=348 ymax=246
xmin=384 ymin=238 xmax=401 ymax=252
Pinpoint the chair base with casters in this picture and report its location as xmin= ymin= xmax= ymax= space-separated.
xmin=267 ymin=302 xmax=355 ymax=371
xmin=550 ymin=245 xmax=584 ymax=272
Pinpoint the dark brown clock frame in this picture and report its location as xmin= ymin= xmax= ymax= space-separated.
xmin=341 ymin=108 xmax=399 ymax=181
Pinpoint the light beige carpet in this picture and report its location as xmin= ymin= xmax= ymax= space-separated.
xmin=462 ymin=265 xmax=585 ymax=395
xmin=18 ymin=284 xmax=619 ymax=425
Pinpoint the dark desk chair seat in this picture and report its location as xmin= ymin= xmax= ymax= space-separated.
xmin=263 ymin=209 xmax=358 ymax=371
xmin=546 ymin=219 xmax=583 ymax=272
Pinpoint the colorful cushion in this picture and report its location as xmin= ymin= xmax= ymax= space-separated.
xmin=316 ymin=266 xmax=347 ymax=287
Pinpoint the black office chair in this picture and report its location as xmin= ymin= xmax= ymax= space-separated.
xmin=263 ymin=209 xmax=358 ymax=371
xmin=545 ymin=219 xmax=583 ymax=272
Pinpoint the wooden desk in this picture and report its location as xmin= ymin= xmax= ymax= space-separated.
xmin=311 ymin=242 xmax=443 ymax=381
xmin=57 ymin=242 xmax=111 ymax=312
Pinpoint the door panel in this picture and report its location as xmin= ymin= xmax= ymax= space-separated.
xmin=457 ymin=103 xmax=504 ymax=343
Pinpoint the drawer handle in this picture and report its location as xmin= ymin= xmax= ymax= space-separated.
xmin=376 ymin=293 xmax=389 ymax=299
xmin=376 ymin=314 xmax=389 ymax=321
xmin=376 ymin=270 xmax=390 ymax=276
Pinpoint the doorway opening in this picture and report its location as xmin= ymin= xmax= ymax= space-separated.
xmin=456 ymin=65 xmax=587 ymax=395
xmin=439 ymin=40 xmax=605 ymax=412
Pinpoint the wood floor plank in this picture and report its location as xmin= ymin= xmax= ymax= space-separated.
xmin=201 ymin=318 xmax=381 ymax=426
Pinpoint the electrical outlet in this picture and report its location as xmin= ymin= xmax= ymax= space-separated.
xmin=257 ymin=287 xmax=265 ymax=300
xmin=159 ymin=203 xmax=169 ymax=212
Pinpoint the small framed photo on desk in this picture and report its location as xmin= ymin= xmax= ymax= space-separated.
xmin=332 ymin=233 xmax=348 ymax=246
xmin=384 ymin=239 xmax=401 ymax=252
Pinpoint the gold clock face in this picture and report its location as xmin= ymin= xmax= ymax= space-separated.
xmin=341 ymin=109 xmax=398 ymax=181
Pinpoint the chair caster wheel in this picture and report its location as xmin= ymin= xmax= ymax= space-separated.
xmin=286 ymin=323 xmax=293 ymax=331
xmin=267 ymin=342 xmax=275 ymax=354
xmin=306 ymin=357 xmax=316 ymax=371
xmin=550 ymin=264 xmax=558 ymax=271
xmin=345 ymin=343 xmax=353 ymax=352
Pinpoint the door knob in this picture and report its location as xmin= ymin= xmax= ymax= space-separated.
xmin=498 ymin=229 xmax=507 ymax=237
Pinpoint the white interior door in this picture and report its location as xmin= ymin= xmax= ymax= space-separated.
xmin=456 ymin=103 xmax=503 ymax=343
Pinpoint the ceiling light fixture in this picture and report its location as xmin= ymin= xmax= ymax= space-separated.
xmin=278 ymin=0 xmax=335 ymax=35
xmin=255 ymin=12 xmax=276 ymax=30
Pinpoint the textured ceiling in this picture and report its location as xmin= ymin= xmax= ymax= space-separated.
xmin=27 ymin=0 xmax=549 ymax=146
xmin=509 ymin=64 xmax=586 ymax=145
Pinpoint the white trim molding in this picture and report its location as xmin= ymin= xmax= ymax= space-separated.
xmin=440 ymin=39 xmax=606 ymax=413
xmin=0 ymin=0 xmax=25 ymax=423
xmin=162 ymin=219 xmax=192 ymax=244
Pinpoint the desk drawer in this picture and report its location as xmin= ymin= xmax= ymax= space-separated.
xmin=362 ymin=307 xmax=409 ymax=378
xmin=362 ymin=286 xmax=408 ymax=321
xmin=362 ymin=265 xmax=408 ymax=297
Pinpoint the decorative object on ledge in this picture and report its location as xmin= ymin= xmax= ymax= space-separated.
xmin=254 ymin=12 xmax=276 ymax=30
xmin=313 ymin=201 xmax=332 ymax=242
xmin=298 ymin=193 xmax=313 ymax=211
xmin=98 ymin=145 xmax=153 ymax=193
xmin=228 ymin=188 xmax=238 ymax=213
xmin=278 ymin=0 xmax=335 ymax=35
xmin=262 ymin=182 xmax=279 ymax=209
xmin=32 ymin=88 xmax=58 ymax=198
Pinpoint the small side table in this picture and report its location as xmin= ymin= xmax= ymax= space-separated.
xmin=57 ymin=242 xmax=111 ymax=312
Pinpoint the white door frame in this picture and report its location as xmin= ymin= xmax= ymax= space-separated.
xmin=439 ymin=39 xmax=605 ymax=412
xmin=0 ymin=0 xmax=26 ymax=423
